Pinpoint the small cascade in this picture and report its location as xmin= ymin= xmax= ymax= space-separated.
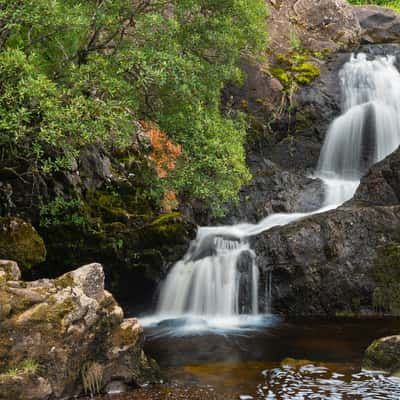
xmin=315 ymin=54 xmax=400 ymax=207
xmin=153 ymin=53 xmax=400 ymax=324
xmin=157 ymin=234 xmax=259 ymax=316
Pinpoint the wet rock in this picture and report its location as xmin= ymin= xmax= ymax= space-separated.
xmin=355 ymin=6 xmax=400 ymax=45
xmin=349 ymin=147 xmax=400 ymax=207
xmin=0 ymin=217 xmax=46 ymax=270
xmin=207 ymin=157 xmax=325 ymax=226
xmin=363 ymin=335 xmax=400 ymax=374
xmin=253 ymin=205 xmax=400 ymax=315
xmin=0 ymin=262 xmax=159 ymax=399
xmin=78 ymin=145 xmax=112 ymax=192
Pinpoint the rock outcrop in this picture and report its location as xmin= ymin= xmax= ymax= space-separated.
xmin=355 ymin=5 xmax=400 ymax=45
xmin=0 ymin=262 xmax=159 ymax=399
xmin=363 ymin=335 xmax=400 ymax=375
xmin=350 ymin=147 xmax=400 ymax=207
xmin=267 ymin=0 xmax=361 ymax=54
xmin=253 ymin=205 xmax=400 ymax=315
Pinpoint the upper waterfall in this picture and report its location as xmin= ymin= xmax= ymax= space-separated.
xmin=152 ymin=53 xmax=400 ymax=324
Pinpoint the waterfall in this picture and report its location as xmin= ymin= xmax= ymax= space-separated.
xmin=155 ymin=53 xmax=400 ymax=322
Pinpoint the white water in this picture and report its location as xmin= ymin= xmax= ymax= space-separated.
xmin=149 ymin=53 xmax=400 ymax=327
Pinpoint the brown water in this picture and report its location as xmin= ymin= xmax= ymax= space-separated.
xmin=94 ymin=317 xmax=400 ymax=400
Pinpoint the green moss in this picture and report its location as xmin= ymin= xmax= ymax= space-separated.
xmin=0 ymin=218 xmax=46 ymax=270
xmin=292 ymin=63 xmax=320 ymax=85
xmin=372 ymin=243 xmax=400 ymax=314
xmin=54 ymin=273 xmax=75 ymax=289
xmin=26 ymin=298 xmax=75 ymax=325
xmin=271 ymin=67 xmax=290 ymax=86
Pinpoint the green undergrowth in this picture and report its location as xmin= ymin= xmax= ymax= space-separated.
xmin=2 ymin=359 xmax=40 ymax=376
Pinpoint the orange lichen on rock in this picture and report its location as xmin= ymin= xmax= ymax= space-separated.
xmin=141 ymin=122 xmax=182 ymax=211
xmin=162 ymin=191 xmax=178 ymax=213
xmin=141 ymin=121 xmax=182 ymax=178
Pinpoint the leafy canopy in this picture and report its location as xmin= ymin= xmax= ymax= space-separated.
xmin=0 ymin=0 xmax=268 ymax=213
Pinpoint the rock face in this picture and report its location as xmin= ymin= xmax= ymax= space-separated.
xmin=0 ymin=262 xmax=159 ymax=399
xmin=0 ymin=218 xmax=46 ymax=270
xmin=350 ymin=147 xmax=400 ymax=207
xmin=267 ymin=0 xmax=361 ymax=54
xmin=355 ymin=5 xmax=400 ymax=45
xmin=363 ymin=335 xmax=400 ymax=374
xmin=253 ymin=205 xmax=400 ymax=315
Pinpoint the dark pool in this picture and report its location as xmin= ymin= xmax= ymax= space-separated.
xmin=95 ymin=317 xmax=400 ymax=399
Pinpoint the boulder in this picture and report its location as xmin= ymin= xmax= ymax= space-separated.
xmin=0 ymin=218 xmax=46 ymax=270
xmin=0 ymin=262 xmax=159 ymax=399
xmin=349 ymin=147 xmax=400 ymax=207
xmin=253 ymin=205 xmax=400 ymax=315
xmin=267 ymin=0 xmax=361 ymax=54
xmin=355 ymin=5 xmax=400 ymax=44
xmin=363 ymin=335 xmax=400 ymax=374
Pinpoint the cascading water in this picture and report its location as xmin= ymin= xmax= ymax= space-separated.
xmin=154 ymin=53 xmax=400 ymax=324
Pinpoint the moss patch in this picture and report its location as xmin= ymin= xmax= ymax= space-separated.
xmin=0 ymin=218 xmax=46 ymax=270
xmin=372 ymin=243 xmax=400 ymax=314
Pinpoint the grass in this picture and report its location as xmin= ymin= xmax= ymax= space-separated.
xmin=348 ymin=0 xmax=400 ymax=13
xmin=3 ymin=359 xmax=40 ymax=376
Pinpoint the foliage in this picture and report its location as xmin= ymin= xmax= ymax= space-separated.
xmin=39 ymin=196 xmax=85 ymax=228
xmin=3 ymin=359 xmax=40 ymax=376
xmin=0 ymin=0 xmax=268 ymax=214
xmin=348 ymin=0 xmax=400 ymax=13
xmin=81 ymin=362 xmax=103 ymax=396
xmin=288 ymin=31 xmax=302 ymax=51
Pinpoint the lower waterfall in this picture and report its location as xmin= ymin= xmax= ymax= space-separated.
xmin=154 ymin=53 xmax=400 ymax=323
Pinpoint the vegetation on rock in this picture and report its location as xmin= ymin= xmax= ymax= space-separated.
xmin=372 ymin=243 xmax=400 ymax=314
xmin=0 ymin=0 xmax=268 ymax=214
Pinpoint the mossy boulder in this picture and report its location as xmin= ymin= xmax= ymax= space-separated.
xmin=0 ymin=218 xmax=46 ymax=270
xmin=0 ymin=261 xmax=159 ymax=399
xmin=363 ymin=335 xmax=400 ymax=374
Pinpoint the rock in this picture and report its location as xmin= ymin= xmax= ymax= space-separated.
xmin=0 ymin=262 xmax=159 ymax=399
xmin=267 ymin=0 xmax=361 ymax=55
xmin=78 ymin=144 xmax=112 ymax=192
xmin=363 ymin=335 xmax=400 ymax=374
xmin=253 ymin=205 xmax=400 ymax=315
xmin=0 ymin=260 xmax=20 ymax=281
xmin=0 ymin=374 xmax=52 ymax=400
xmin=355 ymin=5 xmax=400 ymax=44
xmin=70 ymin=263 xmax=105 ymax=302
xmin=349 ymin=147 xmax=400 ymax=207
xmin=217 ymin=158 xmax=325 ymax=225
xmin=0 ymin=218 xmax=46 ymax=270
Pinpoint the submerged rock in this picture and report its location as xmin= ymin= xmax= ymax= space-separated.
xmin=0 ymin=261 xmax=159 ymax=399
xmin=363 ymin=335 xmax=400 ymax=374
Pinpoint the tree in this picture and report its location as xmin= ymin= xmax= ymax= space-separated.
xmin=0 ymin=0 xmax=268 ymax=213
